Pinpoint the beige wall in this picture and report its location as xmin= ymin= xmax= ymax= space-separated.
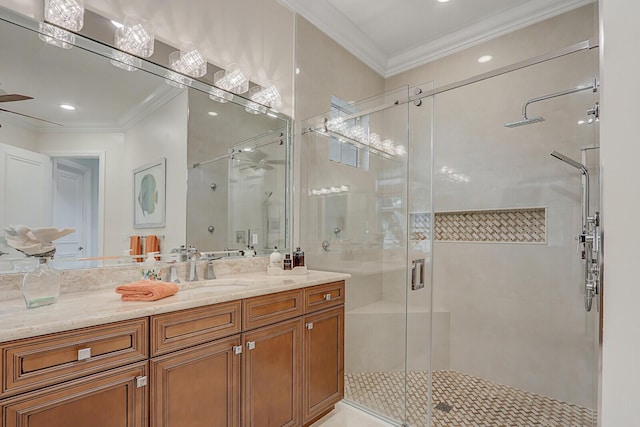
xmin=124 ymin=90 xmax=188 ymax=255
xmin=600 ymin=0 xmax=640 ymax=425
xmin=0 ymin=0 xmax=295 ymax=117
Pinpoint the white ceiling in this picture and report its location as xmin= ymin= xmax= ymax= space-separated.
xmin=0 ymin=17 xmax=180 ymax=131
xmin=279 ymin=0 xmax=596 ymax=77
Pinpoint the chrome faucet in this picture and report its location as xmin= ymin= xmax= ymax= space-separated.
xmin=188 ymin=246 xmax=200 ymax=281
xmin=162 ymin=261 xmax=180 ymax=283
xmin=205 ymin=259 xmax=217 ymax=280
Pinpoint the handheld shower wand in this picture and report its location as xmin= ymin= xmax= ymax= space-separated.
xmin=550 ymin=151 xmax=599 ymax=312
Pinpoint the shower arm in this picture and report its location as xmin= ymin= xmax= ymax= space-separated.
xmin=521 ymin=82 xmax=597 ymax=119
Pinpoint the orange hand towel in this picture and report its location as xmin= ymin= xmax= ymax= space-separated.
xmin=145 ymin=235 xmax=160 ymax=260
xmin=115 ymin=280 xmax=179 ymax=302
xmin=130 ymin=235 xmax=142 ymax=263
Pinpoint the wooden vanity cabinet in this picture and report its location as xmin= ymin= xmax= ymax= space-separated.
xmin=150 ymin=335 xmax=241 ymax=427
xmin=242 ymin=318 xmax=303 ymax=427
xmin=0 ymin=280 xmax=346 ymax=427
xmin=0 ymin=361 xmax=148 ymax=427
xmin=241 ymin=281 xmax=345 ymax=427
xmin=302 ymin=306 xmax=344 ymax=425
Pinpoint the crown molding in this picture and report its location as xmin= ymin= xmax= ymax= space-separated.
xmin=385 ymin=0 xmax=596 ymax=77
xmin=118 ymin=85 xmax=184 ymax=131
xmin=280 ymin=0 xmax=596 ymax=79
xmin=278 ymin=0 xmax=387 ymax=76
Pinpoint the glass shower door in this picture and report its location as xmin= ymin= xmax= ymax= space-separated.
xmin=425 ymin=47 xmax=600 ymax=427
xmin=300 ymin=87 xmax=412 ymax=425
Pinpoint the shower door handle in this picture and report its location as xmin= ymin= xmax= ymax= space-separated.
xmin=412 ymin=259 xmax=425 ymax=291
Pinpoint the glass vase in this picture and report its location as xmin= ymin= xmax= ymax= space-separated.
xmin=22 ymin=257 xmax=61 ymax=309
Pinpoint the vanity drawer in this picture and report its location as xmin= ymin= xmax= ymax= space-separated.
xmin=1 ymin=318 xmax=148 ymax=398
xmin=150 ymin=301 xmax=242 ymax=356
xmin=243 ymin=289 xmax=304 ymax=330
xmin=304 ymin=281 xmax=345 ymax=313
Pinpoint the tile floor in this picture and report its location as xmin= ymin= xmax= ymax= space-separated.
xmin=343 ymin=370 xmax=597 ymax=427
xmin=311 ymin=402 xmax=394 ymax=427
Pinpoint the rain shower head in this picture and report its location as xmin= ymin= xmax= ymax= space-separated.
xmin=504 ymin=116 xmax=545 ymax=128
xmin=550 ymin=151 xmax=588 ymax=175
xmin=505 ymin=81 xmax=597 ymax=129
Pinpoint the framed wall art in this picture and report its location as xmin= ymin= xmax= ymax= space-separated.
xmin=133 ymin=158 xmax=166 ymax=229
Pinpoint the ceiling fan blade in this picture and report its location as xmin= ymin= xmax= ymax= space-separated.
xmin=0 ymin=94 xmax=33 ymax=103
xmin=0 ymin=108 xmax=63 ymax=126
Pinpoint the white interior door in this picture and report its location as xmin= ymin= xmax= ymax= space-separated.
xmin=52 ymin=159 xmax=91 ymax=260
xmin=0 ymin=143 xmax=52 ymax=255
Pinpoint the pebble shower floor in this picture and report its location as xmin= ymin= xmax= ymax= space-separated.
xmin=344 ymin=370 xmax=596 ymax=427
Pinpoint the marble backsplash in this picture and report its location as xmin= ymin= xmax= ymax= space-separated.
xmin=0 ymin=256 xmax=270 ymax=301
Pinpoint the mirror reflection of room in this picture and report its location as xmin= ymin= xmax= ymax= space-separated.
xmin=0 ymin=10 xmax=291 ymax=272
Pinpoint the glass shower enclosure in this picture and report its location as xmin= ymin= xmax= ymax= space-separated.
xmin=300 ymin=43 xmax=600 ymax=427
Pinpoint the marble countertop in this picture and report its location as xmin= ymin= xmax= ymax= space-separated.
xmin=0 ymin=270 xmax=350 ymax=343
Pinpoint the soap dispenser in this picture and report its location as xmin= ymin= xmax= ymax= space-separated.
xmin=293 ymin=247 xmax=305 ymax=268
xmin=142 ymin=252 xmax=159 ymax=280
xmin=270 ymin=247 xmax=283 ymax=267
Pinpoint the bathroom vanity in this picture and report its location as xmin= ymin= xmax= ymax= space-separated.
xmin=0 ymin=270 xmax=347 ymax=427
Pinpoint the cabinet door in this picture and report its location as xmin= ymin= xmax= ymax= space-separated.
xmin=303 ymin=306 xmax=344 ymax=425
xmin=1 ymin=361 xmax=148 ymax=427
xmin=243 ymin=318 xmax=303 ymax=427
xmin=150 ymin=335 xmax=241 ymax=427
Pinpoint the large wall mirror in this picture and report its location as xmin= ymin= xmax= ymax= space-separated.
xmin=0 ymin=6 xmax=291 ymax=272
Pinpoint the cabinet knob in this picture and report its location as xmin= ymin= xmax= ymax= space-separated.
xmin=306 ymin=322 xmax=314 ymax=330
xmin=77 ymin=348 xmax=91 ymax=361
xmin=233 ymin=345 xmax=243 ymax=355
xmin=247 ymin=341 xmax=256 ymax=350
xmin=324 ymin=293 xmax=332 ymax=301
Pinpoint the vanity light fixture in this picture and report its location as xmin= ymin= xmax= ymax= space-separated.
xmin=245 ymin=84 xmax=282 ymax=115
xmin=478 ymin=55 xmax=493 ymax=63
xmin=164 ymin=70 xmax=192 ymax=89
xmin=111 ymin=15 xmax=154 ymax=71
xmin=210 ymin=64 xmax=249 ymax=103
xmin=38 ymin=22 xmax=75 ymax=49
xmin=44 ymin=0 xmax=85 ymax=32
xmin=169 ymin=44 xmax=207 ymax=78
xmin=113 ymin=15 xmax=154 ymax=58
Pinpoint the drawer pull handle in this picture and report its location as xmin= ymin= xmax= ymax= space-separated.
xmin=136 ymin=376 xmax=147 ymax=388
xmin=306 ymin=322 xmax=314 ymax=330
xmin=247 ymin=341 xmax=256 ymax=350
xmin=324 ymin=293 xmax=332 ymax=301
xmin=77 ymin=348 xmax=91 ymax=361
xmin=233 ymin=345 xmax=243 ymax=355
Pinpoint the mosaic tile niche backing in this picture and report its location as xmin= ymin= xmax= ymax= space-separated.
xmin=431 ymin=207 xmax=547 ymax=243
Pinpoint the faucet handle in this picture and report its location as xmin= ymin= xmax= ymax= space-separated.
xmin=188 ymin=246 xmax=200 ymax=260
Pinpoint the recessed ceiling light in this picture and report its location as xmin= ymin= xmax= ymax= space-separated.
xmin=578 ymin=120 xmax=586 ymax=125
xmin=295 ymin=67 xmax=300 ymax=75
xmin=208 ymin=111 xmax=218 ymax=116
xmin=478 ymin=55 xmax=493 ymax=63
xmin=60 ymin=104 xmax=75 ymax=110
xmin=438 ymin=0 xmax=450 ymax=3
xmin=111 ymin=20 xmax=124 ymax=29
